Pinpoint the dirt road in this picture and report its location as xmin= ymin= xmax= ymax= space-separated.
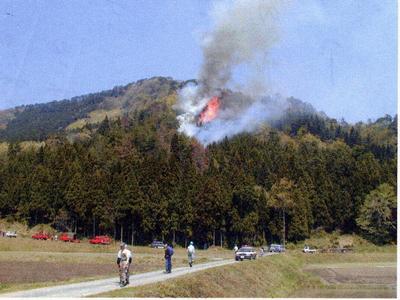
xmin=1 ymin=259 xmax=237 ymax=297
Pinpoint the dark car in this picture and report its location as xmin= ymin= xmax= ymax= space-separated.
xmin=269 ymin=244 xmax=285 ymax=253
xmin=150 ymin=240 xmax=165 ymax=248
xmin=235 ymin=246 xmax=257 ymax=261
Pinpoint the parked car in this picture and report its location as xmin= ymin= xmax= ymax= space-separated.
xmin=32 ymin=232 xmax=51 ymax=240
xmin=303 ymin=245 xmax=317 ymax=253
xmin=5 ymin=231 xmax=17 ymax=238
xmin=59 ymin=232 xmax=80 ymax=243
xmin=235 ymin=246 xmax=257 ymax=261
xmin=89 ymin=235 xmax=111 ymax=245
xmin=150 ymin=240 xmax=165 ymax=248
xmin=269 ymin=244 xmax=285 ymax=253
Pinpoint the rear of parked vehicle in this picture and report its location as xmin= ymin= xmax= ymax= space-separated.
xmin=269 ymin=244 xmax=285 ymax=253
xmin=5 ymin=231 xmax=17 ymax=238
xmin=150 ymin=240 xmax=165 ymax=248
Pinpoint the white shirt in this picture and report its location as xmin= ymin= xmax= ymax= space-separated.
xmin=117 ymin=249 xmax=132 ymax=261
xmin=187 ymin=245 xmax=195 ymax=254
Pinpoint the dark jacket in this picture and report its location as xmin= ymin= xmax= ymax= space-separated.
xmin=164 ymin=245 xmax=174 ymax=259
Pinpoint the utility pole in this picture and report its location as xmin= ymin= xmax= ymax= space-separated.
xmin=93 ymin=216 xmax=96 ymax=236
xmin=282 ymin=208 xmax=285 ymax=249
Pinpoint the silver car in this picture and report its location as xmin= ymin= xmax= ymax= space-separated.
xmin=235 ymin=246 xmax=257 ymax=261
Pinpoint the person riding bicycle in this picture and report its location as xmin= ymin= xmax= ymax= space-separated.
xmin=187 ymin=241 xmax=195 ymax=267
xmin=117 ymin=243 xmax=132 ymax=286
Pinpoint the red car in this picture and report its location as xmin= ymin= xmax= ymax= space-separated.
xmin=59 ymin=232 xmax=80 ymax=243
xmin=89 ymin=235 xmax=111 ymax=245
xmin=32 ymin=232 xmax=51 ymax=240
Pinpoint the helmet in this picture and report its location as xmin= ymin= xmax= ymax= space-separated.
xmin=120 ymin=242 xmax=126 ymax=249
xmin=190 ymin=241 xmax=194 ymax=245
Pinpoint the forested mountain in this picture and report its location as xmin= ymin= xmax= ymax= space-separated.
xmin=0 ymin=77 xmax=182 ymax=142
xmin=0 ymin=77 xmax=397 ymax=246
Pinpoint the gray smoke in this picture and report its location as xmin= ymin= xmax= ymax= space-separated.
xmin=175 ymin=0 xmax=288 ymax=145
xmin=198 ymin=0 xmax=282 ymax=98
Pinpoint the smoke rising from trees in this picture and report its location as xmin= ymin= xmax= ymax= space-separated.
xmin=176 ymin=0 xmax=288 ymax=145
xmin=198 ymin=0 xmax=283 ymax=98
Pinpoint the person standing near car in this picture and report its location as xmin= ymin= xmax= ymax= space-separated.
xmin=233 ymin=244 xmax=238 ymax=253
xmin=164 ymin=243 xmax=174 ymax=273
xmin=187 ymin=241 xmax=195 ymax=267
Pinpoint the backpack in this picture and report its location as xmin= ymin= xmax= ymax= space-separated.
xmin=121 ymin=252 xmax=127 ymax=261
xmin=168 ymin=246 xmax=174 ymax=256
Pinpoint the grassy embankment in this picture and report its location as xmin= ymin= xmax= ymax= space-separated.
xmin=98 ymin=234 xmax=397 ymax=298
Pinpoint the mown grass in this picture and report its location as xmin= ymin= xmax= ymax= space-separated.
xmin=97 ymin=254 xmax=321 ymax=298
xmin=98 ymin=244 xmax=396 ymax=298
xmin=0 ymin=236 xmax=232 ymax=259
xmin=1 ymin=227 xmax=395 ymax=297
xmin=0 ymin=236 xmax=232 ymax=294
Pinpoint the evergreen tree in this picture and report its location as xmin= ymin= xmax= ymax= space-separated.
xmin=267 ymin=178 xmax=295 ymax=248
xmin=356 ymin=183 xmax=397 ymax=244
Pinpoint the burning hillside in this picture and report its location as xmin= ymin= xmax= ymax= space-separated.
xmin=196 ymin=96 xmax=221 ymax=126
xmin=174 ymin=0 xmax=286 ymax=145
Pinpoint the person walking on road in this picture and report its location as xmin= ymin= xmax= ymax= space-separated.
xmin=164 ymin=243 xmax=174 ymax=273
xmin=187 ymin=241 xmax=195 ymax=267
xmin=117 ymin=243 xmax=132 ymax=286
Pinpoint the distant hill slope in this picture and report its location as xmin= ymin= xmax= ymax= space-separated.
xmin=0 ymin=76 xmax=396 ymax=152
xmin=0 ymin=77 xmax=182 ymax=142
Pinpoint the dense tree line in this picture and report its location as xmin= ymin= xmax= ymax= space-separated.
xmin=0 ymin=98 xmax=396 ymax=246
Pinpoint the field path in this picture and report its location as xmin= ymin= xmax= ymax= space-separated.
xmin=1 ymin=258 xmax=240 ymax=297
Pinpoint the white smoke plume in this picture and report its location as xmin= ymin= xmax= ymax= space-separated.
xmin=175 ymin=0 xmax=288 ymax=145
xmin=178 ymin=93 xmax=290 ymax=145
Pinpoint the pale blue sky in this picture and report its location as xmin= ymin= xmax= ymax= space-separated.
xmin=0 ymin=0 xmax=396 ymax=122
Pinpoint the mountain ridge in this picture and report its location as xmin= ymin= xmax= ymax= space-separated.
xmin=0 ymin=76 xmax=396 ymax=150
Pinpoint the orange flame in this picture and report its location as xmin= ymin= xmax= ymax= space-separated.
xmin=198 ymin=96 xmax=220 ymax=125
